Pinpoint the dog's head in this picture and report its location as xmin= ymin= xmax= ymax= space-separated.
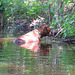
xmin=37 ymin=24 xmax=51 ymax=38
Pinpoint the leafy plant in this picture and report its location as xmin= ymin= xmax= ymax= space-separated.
xmin=0 ymin=0 xmax=75 ymax=38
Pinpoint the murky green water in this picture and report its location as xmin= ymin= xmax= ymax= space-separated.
xmin=0 ymin=39 xmax=75 ymax=75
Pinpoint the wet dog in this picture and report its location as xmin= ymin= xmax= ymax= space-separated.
xmin=14 ymin=24 xmax=51 ymax=50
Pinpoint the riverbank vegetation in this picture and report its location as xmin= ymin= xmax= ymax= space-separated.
xmin=0 ymin=0 xmax=75 ymax=39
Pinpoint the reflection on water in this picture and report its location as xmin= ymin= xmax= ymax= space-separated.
xmin=0 ymin=39 xmax=75 ymax=75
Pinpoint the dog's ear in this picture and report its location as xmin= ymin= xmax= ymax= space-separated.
xmin=37 ymin=24 xmax=50 ymax=37
xmin=43 ymin=25 xmax=50 ymax=33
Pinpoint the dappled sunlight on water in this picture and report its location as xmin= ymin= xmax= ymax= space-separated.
xmin=0 ymin=39 xmax=75 ymax=75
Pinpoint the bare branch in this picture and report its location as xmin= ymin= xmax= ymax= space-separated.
xmin=48 ymin=4 xmax=51 ymax=25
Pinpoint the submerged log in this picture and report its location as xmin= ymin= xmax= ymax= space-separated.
xmin=60 ymin=39 xmax=75 ymax=44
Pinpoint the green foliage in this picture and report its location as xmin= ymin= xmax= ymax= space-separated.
xmin=0 ymin=2 xmax=4 ymax=13
xmin=50 ymin=0 xmax=75 ymax=38
xmin=0 ymin=0 xmax=55 ymax=20
xmin=60 ymin=14 xmax=75 ymax=38
xmin=0 ymin=0 xmax=75 ymax=38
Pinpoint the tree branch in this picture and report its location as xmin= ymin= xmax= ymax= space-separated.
xmin=48 ymin=4 xmax=51 ymax=25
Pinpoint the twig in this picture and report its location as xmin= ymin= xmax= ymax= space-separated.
xmin=69 ymin=4 xmax=75 ymax=13
xmin=54 ymin=28 xmax=64 ymax=38
xmin=51 ymin=28 xmax=64 ymax=40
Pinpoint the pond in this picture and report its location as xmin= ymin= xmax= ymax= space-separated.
xmin=0 ymin=38 xmax=75 ymax=75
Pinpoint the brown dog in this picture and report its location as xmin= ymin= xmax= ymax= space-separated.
xmin=14 ymin=24 xmax=51 ymax=50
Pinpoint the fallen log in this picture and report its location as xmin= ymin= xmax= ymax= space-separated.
xmin=60 ymin=38 xmax=75 ymax=44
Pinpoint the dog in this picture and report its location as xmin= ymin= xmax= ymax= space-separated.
xmin=13 ymin=24 xmax=51 ymax=51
